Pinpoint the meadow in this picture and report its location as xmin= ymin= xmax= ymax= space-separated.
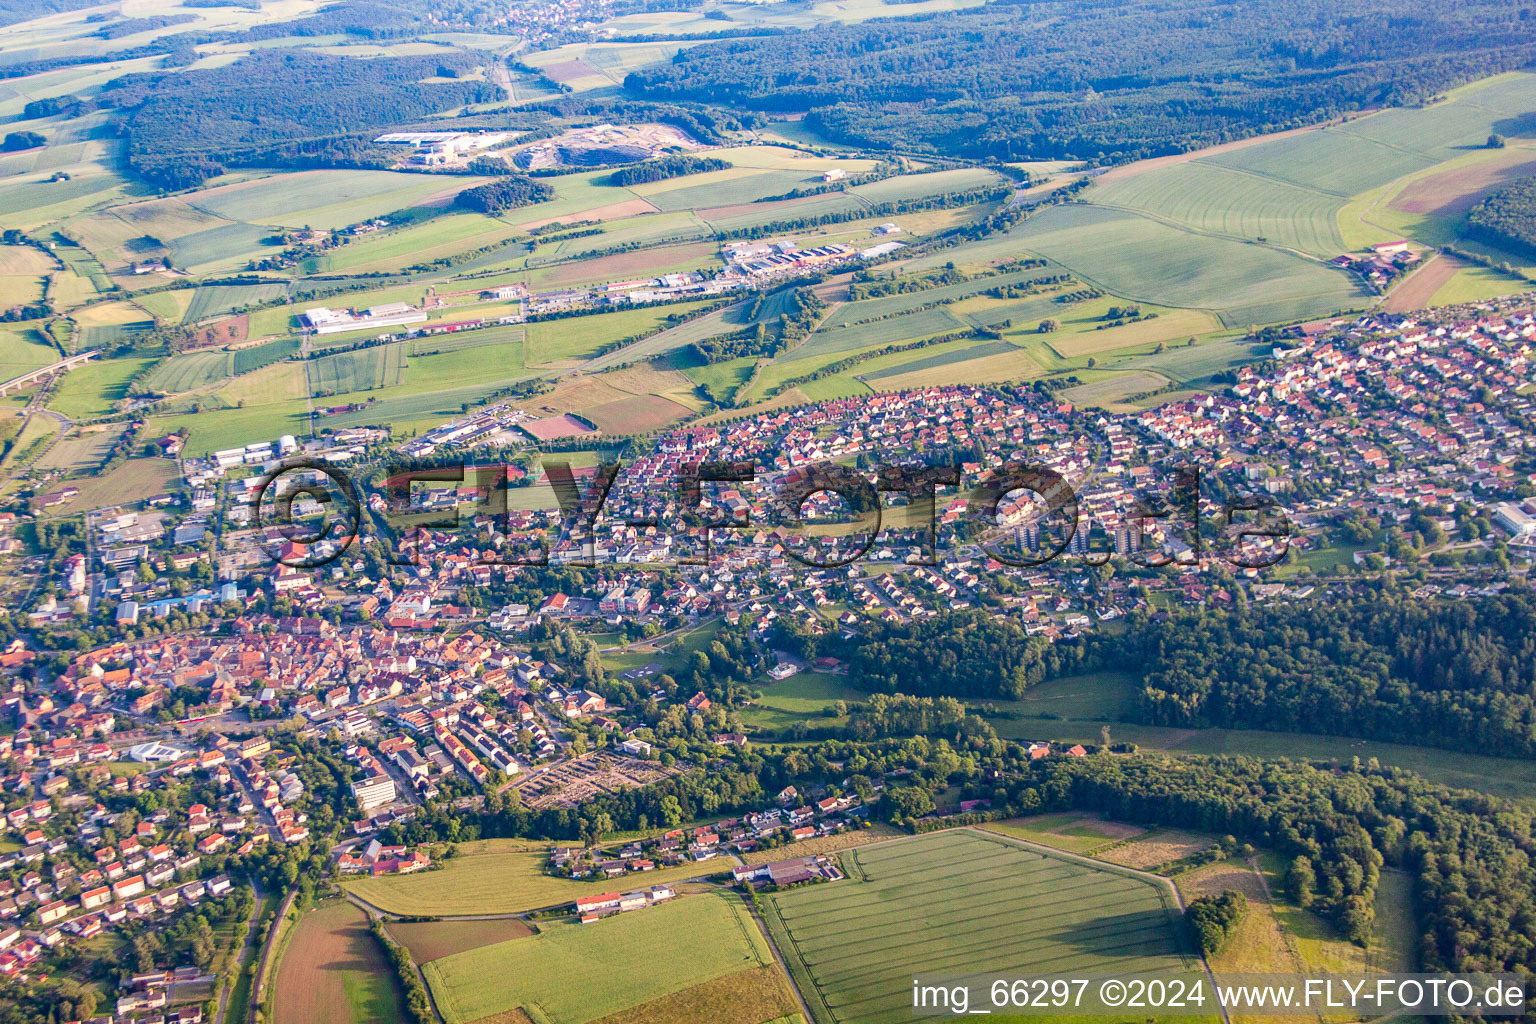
xmin=422 ymin=893 xmax=781 ymax=1024
xmin=272 ymin=900 xmax=407 ymax=1024
xmin=344 ymin=839 xmax=711 ymax=917
xmin=740 ymin=672 xmax=870 ymax=732
xmin=764 ymin=829 xmax=1197 ymax=1024
xmin=0 ymin=325 xmax=62 ymax=381
xmin=48 ymin=357 xmax=154 ymax=419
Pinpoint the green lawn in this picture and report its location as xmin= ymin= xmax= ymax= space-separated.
xmin=422 ymin=893 xmax=775 ymax=1024
xmin=740 ymin=671 xmax=871 ymax=732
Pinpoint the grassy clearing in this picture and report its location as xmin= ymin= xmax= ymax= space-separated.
xmin=345 ymin=839 xmax=710 ymax=917
xmin=765 ymin=829 xmax=1199 ymax=1024
xmin=740 ymin=672 xmax=871 ymax=732
xmin=423 ymin=893 xmax=775 ymax=1024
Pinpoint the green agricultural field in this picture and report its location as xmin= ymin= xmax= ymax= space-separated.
xmin=0 ymin=174 xmax=123 ymax=230
xmin=1199 ymin=128 xmax=1439 ymax=199
xmin=138 ymin=350 xmax=231 ymax=393
xmin=849 ymin=167 xmax=1003 ymax=203
xmin=345 ymin=839 xmax=711 ymax=917
xmin=305 ymin=212 xmax=520 ymax=275
xmin=78 ymin=321 xmax=153 ymax=350
xmin=764 ymin=829 xmax=1198 ymax=1024
xmin=994 ymin=204 xmax=1368 ymax=327
xmin=49 ymin=357 xmax=154 ymax=419
xmin=182 ymin=283 xmax=288 ymax=323
xmin=148 ymin=400 xmax=313 ymax=456
xmin=134 ymin=290 xmax=193 ymax=322
xmin=186 ymin=169 xmax=480 ymax=229
xmin=0 ymin=326 xmax=61 ymax=381
xmin=1089 ymin=161 xmax=1347 ymax=257
xmin=525 ymin=301 xmax=714 ymax=366
xmin=1109 ymin=337 xmax=1270 ymax=384
xmin=790 ymin=306 xmax=965 ymax=361
xmin=167 ymin=223 xmax=274 ymax=271
xmin=584 ymin=291 xmax=797 ymax=370
xmin=827 ymin=267 xmax=1070 ymax=327
xmin=424 ymin=893 xmax=776 ymax=1024
xmin=138 ymin=338 xmax=302 ymax=395
xmin=308 ymin=343 xmax=409 ymax=394
xmin=409 ymin=324 xmax=525 ymax=356
xmin=507 ymin=171 xmax=645 ymax=226
xmin=644 ymin=169 xmax=820 ymax=212
xmin=858 ymin=339 xmax=1027 ymax=383
xmin=698 ymin=192 xmax=869 ymax=233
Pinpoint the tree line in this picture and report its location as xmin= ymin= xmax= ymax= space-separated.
xmin=624 ymin=0 xmax=1536 ymax=163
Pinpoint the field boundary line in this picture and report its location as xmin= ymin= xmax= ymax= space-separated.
xmin=755 ymin=894 xmax=831 ymax=1024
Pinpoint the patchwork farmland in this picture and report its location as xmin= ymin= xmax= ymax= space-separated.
xmin=762 ymin=829 xmax=1197 ymax=1024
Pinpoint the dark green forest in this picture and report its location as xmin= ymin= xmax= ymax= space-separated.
xmin=454 ymin=175 xmax=556 ymax=213
xmin=1113 ymin=592 xmax=1536 ymax=757
xmin=1468 ymin=175 xmax=1536 ymax=259
xmin=101 ymin=51 xmax=499 ymax=189
xmin=625 ymin=0 xmax=1536 ymax=161
xmin=605 ymin=154 xmax=729 ymax=186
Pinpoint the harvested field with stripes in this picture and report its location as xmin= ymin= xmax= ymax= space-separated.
xmin=762 ymin=828 xmax=1195 ymax=1024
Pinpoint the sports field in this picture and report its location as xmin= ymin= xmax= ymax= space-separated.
xmin=344 ymin=839 xmax=710 ymax=916
xmin=422 ymin=893 xmax=785 ymax=1024
xmin=272 ymin=900 xmax=407 ymax=1024
xmin=763 ymin=829 xmax=1196 ymax=1024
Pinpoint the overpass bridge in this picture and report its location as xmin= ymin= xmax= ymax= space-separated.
xmin=0 ymin=349 xmax=100 ymax=396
